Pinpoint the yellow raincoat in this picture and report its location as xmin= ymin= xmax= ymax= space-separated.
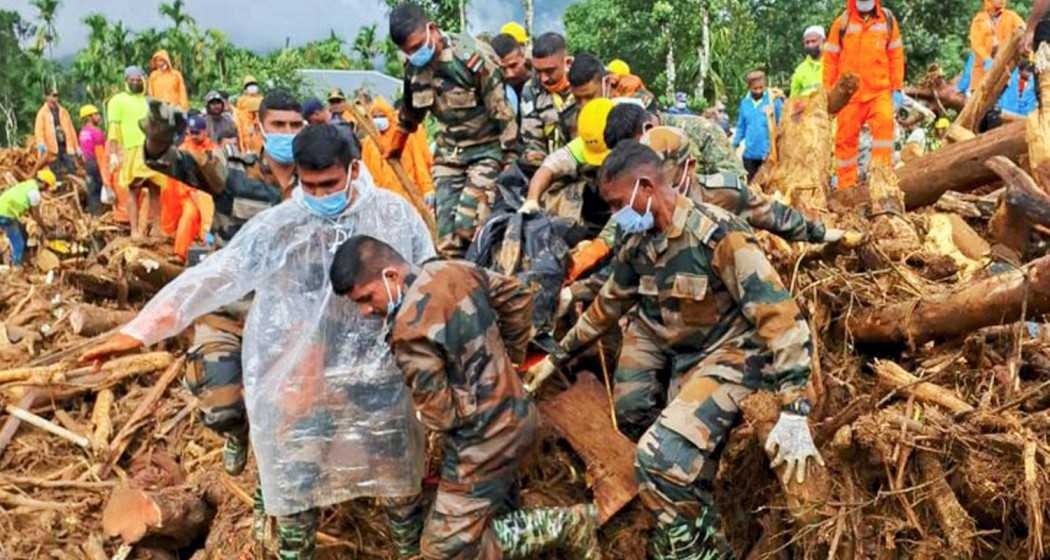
xmin=969 ymin=0 xmax=1026 ymax=93
xmin=147 ymin=50 xmax=189 ymax=111
xmin=361 ymin=97 xmax=434 ymax=201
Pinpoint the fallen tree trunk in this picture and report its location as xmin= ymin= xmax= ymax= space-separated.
xmin=538 ymin=373 xmax=638 ymax=524
xmin=900 ymin=119 xmax=1027 ymax=210
xmin=949 ymin=28 xmax=1025 ymax=141
xmin=986 ymin=156 xmax=1050 ymax=258
xmin=102 ymin=485 xmax=211 ymax=549
xmin=1029 ymin=43 xmax=1050 ymax=193
xmin=123 ymin=248 xmax=184 ymax=293
xmin=739 ymin=391 xmax=831 ymax=526
xmin=847 ymin=254 xmax=1050 ymax=345
xmin=69 ymin=304 xmax=137 ymax=337
xmin=904 ymin=85 xmax=966 ymax=113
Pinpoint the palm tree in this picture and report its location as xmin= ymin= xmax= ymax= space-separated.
xmin=352 ymin=25 xmax=380 ymax=69
xmin=159 ymin=0 xmax=195 ymax=31
xmin=29 ymin=0 xmax=60 ymax=58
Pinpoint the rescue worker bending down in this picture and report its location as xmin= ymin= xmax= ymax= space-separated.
xmin=527 ymin=141 xmax=822 ymax=560
xmin=331 ymin=235 xmax=600 ymax=560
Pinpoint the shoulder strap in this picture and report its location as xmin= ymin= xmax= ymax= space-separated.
xmin=838 ymin=7 xmax=897 ymax=51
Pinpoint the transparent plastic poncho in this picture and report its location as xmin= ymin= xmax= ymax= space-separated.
xmin=123 ymin=168 xmax=434 ymax=515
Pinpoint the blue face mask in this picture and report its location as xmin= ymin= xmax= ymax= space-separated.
xmin=408 ymin=26 xmax=435 ymax=67
xmin=302 ymin=162 xmax=354 ymax=218
xmin=262 ymin=125 xmax=296 ymax=164
xmin=382 ymin=269 xmax=404 ymax=316
xmin=611 ymin=180 xmax=654 ymax=234
xmin=373 ymin=117 xmax=390 ymax=132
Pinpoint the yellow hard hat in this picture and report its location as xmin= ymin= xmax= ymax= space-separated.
xmin=935 ymin=117 xmax=951 ymax=130
xmin=79 ymin=104 xmax=99 ymax=119
xmin=36 ymin=168 xmax=56 ymax=188
xmin=607 ymin=59 xmax=631 ymax=76
xmin=500 ymin=22 xmax=528 ymax=45
xmin=577 ymin=97 xmax=615 ymax=166
xmin=242 ymin=75 xmax=258 ymax=88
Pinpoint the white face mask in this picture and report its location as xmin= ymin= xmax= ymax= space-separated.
xmin=856 ymin=0 xmax=876 ymax=11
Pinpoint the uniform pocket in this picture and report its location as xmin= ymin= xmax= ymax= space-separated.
xmin=670 ymin=273 xmax=718 ymax=326
xmin=412 ymin=89 xmax=435 ymax=109
xmin=639 ymin=275 xmax=659 ymax=296
xmin=444 ymin=88 xmax=478 ymax=109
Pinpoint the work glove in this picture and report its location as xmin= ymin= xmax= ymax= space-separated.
xmin=555 ymin=286 xmax=574 ymax=320
xmin=141 ymin=98 xmax=186 ymax=158
xmin=524 ymin=356 xmax=558 ymax=393
xmin=823 ymin=228 xmax=865 ymax=249
xmin=518 ymin=199 xmax=542 ymax=215
xmin=892 ymin=90 xmax=904 ymax=111
xmin=764 ymin=412 xmax=824 ymax=485
xmin=382 ymin=129 xmax=410 ymax=160
xmin=36 ymin=144 xmax=47 ymax=155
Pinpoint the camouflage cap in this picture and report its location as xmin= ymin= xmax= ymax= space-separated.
xmin=640 ymin=126 xmax=694 ymax=167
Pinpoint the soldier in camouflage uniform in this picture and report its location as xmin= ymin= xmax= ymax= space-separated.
xmin=330 ymin=235 xmax=601 ymax=560
xmin=519 ymin=32 xmax=577 ymax=170
xmin=140 ymin=93 xmax=298 ymax=476
xmin=388 ymin=3 xmax=518 ymax=258
xmin=528 ymin=142 xmax=822 ymax=559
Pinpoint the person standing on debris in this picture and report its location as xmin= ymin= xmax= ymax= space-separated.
xmin=733 ymin=70 xmax=782 ymax=182
xmin=520 ymin=32 xmax=576 ymax=170
xmin=969 ymin=0 xmax=1026 ymax=95
xmin=203 ymin=90 xmax=239 ymax=146
xmin=147 ymin=50 xmax=189 ymax=112
xmin=80 ymin=123 xmax=434 ymax=560
xmin=107 ymin=65 xmax=167 ymax=239
xmin=78 ymin=104 xmax=105 ymax=215
xmin=790 ymin=26 xmax=826 ymax=98
xmin=527 ymin=141 xmax=822 ymax=560
xmin=361 ymin=96 xmax=435 ymax=208
xmin=0 ymin=169 xmax=54 ymax=268
xmin=34 ymin=89 xmax=79 ymax=183
xmin=235 ymin=76 xmax=265 ymax=154
xmin=330 ymin=235 xmax=600 ymax=560
xmin=387 ymin=1 xmax=518 ymax=258
xmin=824 ymin=0 xmax=905 ymax=190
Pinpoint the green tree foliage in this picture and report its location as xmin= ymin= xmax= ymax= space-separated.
xmin=565 ymin=0 xmax=1037 ymax=113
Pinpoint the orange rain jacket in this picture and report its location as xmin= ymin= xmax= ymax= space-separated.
xmin=361 ymin=96 xmax=434 ymax=200
xmin=234 ymin=94 xmax=265 ymax=154
xmin=823 ymin=0 xmax=905 ymax=103
xmin=147 ymin=50 xmax=189 ymax=112
xmin=969 ymin=0 xmax=1026 ymax=92
xmin=33 ymin=103 xmax=77 ymax=157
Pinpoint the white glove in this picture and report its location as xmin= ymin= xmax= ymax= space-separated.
xmin=555 ymin=286 xmax=574 ymax=319
xmin=524 ymin=356 xmax=557 ymax=393
xmin=764 ymin=412 xmax=824 ymax=484
xmin=824 ymin=228 xmax=865 ymax=248
xmin=519 ymin=199 xmax=541 ymax=215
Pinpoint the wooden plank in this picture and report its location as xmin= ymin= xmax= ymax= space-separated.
xmin=538 ymin=373 xmax=638 ymax=524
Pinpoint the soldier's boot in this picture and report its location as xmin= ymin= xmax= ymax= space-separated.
xmin=252 ymin=485 xmax=267 ymax=543
xmin=492 ymin=503 xmax=601 ymax=560
xmin=275 ymin=508 xmax=319 ymax=560
xmin=223 ymin=428 xmax=249 ymax=476
xmin=647 ymin=513 xmax=735 ymax=560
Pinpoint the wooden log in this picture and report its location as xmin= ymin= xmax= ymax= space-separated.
xmin=102 ymin=485 xmax=211 ymax=549
xmin=986 ymin=156 xmax=1050 ymax=258
xmin=538 ymin=373 xmax=638 ymax=524
xmin=739 ymin=391 xmax=830 ymax=526
xmin=66 ymin=268 xmax=149 ymax=301
xmin=873 ymin=360 xmax=974 ymax=414
xmin=2 ymin=403 xmax=90 ymax=448
xmin=903 ymin=85 xmax=966 ymax=113
xmin=949 ymin=27 xmax=1025 ymax=141
xmin=848 ymin=254 xmax=1050 ymax=345
xmin=103 ymin=356 xmax=186 ymax=476
xmin=91 ymin=388 xmax=114 ymax=455
xmin=758 ymin=91 xmax=831 ymax=219
xmin=0 ymin=351 xmax=173 ymax=387
xmin=826 ymin=73 xmax=859 ymax=116
xmin=69 ymin=304 xmax=136 ymax=337
xmin=916 ymin=451 xmax=976 ymax=558
xmin=900 ymin=119 xmax=1027 ymax=210
xmin=123 ymin=247 xmax=184 ymax=292
xmin=1028 ymin=43 xmax=1050 ymax=194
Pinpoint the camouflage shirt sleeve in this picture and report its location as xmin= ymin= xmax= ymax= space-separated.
xmin=397 ymin=71 xmax=428 ymax=134
xmin=392 ymin=334 xmax=460 ymax=432
xmin=695 ymin=123 xmax=746 ymax=178
xmin=710 ymin=231 xmax=812 ymax=392
xmin=519 ymin=86 xmax=548 ymax=166
xmin=479 ymin=59 xmax=519 ymax=162
xmin=738 ymin=187 xmax=827 ymax=243
xmin=482 ymin=269 xmax=534 ymax=365
xmin=557 ymin=243 xmax=641 ymax=359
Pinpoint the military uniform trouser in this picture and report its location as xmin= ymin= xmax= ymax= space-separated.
xmin=421 ymin=406 xmax=539 ymax=560
xmin=186 ymin=319 xmax=247 ymax=438
xmin=635 ymin=339 xmax=763 ymax=558
xmin=433 ymin=158 xmax=501 ymax=259
xmin=614 ymin=320 xmax=670 ymax=441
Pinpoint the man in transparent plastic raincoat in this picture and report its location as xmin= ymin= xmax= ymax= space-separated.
xmin=81 ymin=124 xmax=434 ymax=559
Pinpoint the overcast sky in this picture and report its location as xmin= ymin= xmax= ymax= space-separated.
xmin=0 ymin=0 xmax=574 ymax=58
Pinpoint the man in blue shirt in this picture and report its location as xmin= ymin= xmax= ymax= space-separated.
xmin=999 ymin=61 xmax=1038 ymax=119
xmin=733 ymin=70 xmax=783 ymax=181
